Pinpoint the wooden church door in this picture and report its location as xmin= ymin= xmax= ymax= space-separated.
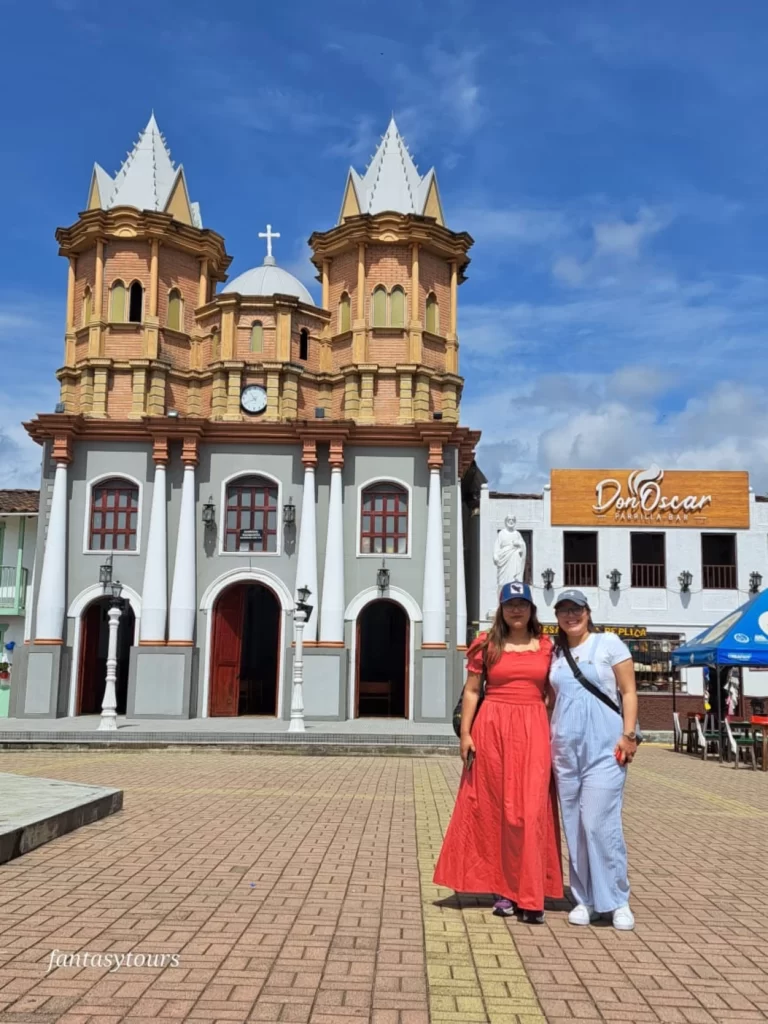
xmin=78 ymin=601 xmax=104 ymax=714
xmin=210 ymin=585 xmax=245 ymax=716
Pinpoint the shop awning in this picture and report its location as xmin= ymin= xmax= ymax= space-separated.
xmin=671 ymin=590 xmax=768 ymax=667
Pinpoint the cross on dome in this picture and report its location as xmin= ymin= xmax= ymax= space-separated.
xmin=258 ymin=223 xmax=281 ymax=266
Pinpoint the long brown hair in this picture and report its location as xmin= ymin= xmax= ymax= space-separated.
xmin=555 ymin=604 xmax=597 ymax=653
xmin=478 ymin=600 xmax=542 ymax=667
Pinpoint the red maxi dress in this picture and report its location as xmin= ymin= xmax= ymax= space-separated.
xmin=433 ymin=635 xmax=564 ymax=910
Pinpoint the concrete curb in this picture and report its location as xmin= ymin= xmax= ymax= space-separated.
xmin=0 ymin=789 xmax=123 ymax=865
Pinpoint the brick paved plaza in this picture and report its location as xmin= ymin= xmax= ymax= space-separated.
xmin=1 ymin=746 xmax=767 ymax=1024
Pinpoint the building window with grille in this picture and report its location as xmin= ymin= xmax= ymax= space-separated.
xmin=89 ymin=478 xmax=139 ymax=551
xmin=631 ymin=533 xmax=666 ymax=588
xmin=224 ymin=475 xmax=279 ymax=553
xmin=702 ymin=533 xmax=737 ymax=589
xmin=625 ymin=633 xmax=685 ymax=693
xmin=563 ymin=531 xmax=597 ymax=587
xmin=360 ymin=483 xmax=408 ymax=555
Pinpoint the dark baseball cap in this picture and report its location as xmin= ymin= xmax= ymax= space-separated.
xmin=554 ymin=588 xmax=589 ymax=609
xmin=499 ymin=581 xmax=534 ymax=604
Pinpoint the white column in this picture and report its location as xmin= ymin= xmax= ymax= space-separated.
xmin=455 ymin=483 xmax=467 ymax=648
xmin=295 ymin=455 xmax=319 ymax=642
xmin=319 ymin=459 xmax=345 ymax=643
xmin=288 ymin=606 xmax=307 ymax=732
xmin=35 ymin=460 xmax=69 ymax=641
xmin=98 ymin=602 xmax=122 ymax=731
xmin=168 ymin=461 xmax=197 ymax=642
xmin=422 ymin=459 xmax=446 ymax=645
xmin=139 ymin=461 xmax=168 ymax=642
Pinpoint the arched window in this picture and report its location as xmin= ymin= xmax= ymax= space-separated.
xmin=83 ymin=286 xmax=92 ymax=326
xmin=128 ymin=282 xmax=143 ymax=323
xmin=110 ymin=281 xmax=126 ymax=322
xmin=425 ymin=293 xmax=439 ymax=334
xmin=89 ymin=477 xmax=139 ymax=551
xmin=211 ymin=328 xmax=220 ymax=361
xmin=250 ymin=321 xmax=263 ymax=353
xmin=339 ymin=292 xmax=351 ymax=333
xmin=299 ymin=328 xmax=309 ymax=361
xmin=361 ymin=482 xmax=408 ymax=554
xmin=224 ymin=475 xmax=278 ymax=553
xmin=167 ymin=289 xmax=182 ymax=331
xmin=389 ymin=286 xmax=405 ymax=328
xmin=372 ymin=285 xmax=387 ymax=328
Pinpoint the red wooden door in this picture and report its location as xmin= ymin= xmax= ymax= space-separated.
xmin=210 ymin=585 xmax=245 ymax=716
xmin=78 ymin=602 xmax=102 ymax=714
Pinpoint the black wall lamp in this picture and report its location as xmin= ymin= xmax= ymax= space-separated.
xmin=607 ymin=569 xmax=621 ymax=591
xmin=678 ymin=570 xmax=693 ymax=593
xmin=750 ymin=571 xmax=763 ymax=595
xmin=541 ymin=568 xmax=555 ymax=591
xmin=202 ymin=495 xmax=216 ymax=529
xmin=377 ymin=560 xmax=390 ymax=592
xmin=283 ymin=498 xmax=296 ymax=526
xmin=99 ymin=554 xmax=113 ymax=588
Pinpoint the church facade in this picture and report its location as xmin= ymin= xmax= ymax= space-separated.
xmin=12 ymin=116 xmax=481 ymax=722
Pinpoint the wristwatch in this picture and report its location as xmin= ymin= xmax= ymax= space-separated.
xmin=623 ymin=732 xmax=637 ymax=742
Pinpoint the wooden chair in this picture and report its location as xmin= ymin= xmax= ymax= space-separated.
xmin=724 ymin=719 xmax=756 ymax=770
xmin=359 ymin=680 xmax=392 ymax=716
xmin=695 ymin=716 xmax=721 ymax=761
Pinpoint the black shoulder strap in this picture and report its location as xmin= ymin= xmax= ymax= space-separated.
xmin=561 ymin=640 xmax=621 ymax=716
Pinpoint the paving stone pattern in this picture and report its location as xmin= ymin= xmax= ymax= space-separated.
xmin=1 ymin=747 xmax=767 ymax=1023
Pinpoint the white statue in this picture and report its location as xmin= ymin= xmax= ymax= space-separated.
xmin=493 ymin=516 xmax=527 ymax=592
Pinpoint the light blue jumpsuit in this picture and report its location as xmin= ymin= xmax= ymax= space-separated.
xmin=550 ymin=634 xmax=630 ymax=914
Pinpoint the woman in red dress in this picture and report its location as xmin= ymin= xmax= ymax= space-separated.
xmin=433 ymin=581 xmax=563 ymax=923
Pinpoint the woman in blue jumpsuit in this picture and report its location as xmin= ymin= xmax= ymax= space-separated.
xmin=549 ymin=589 xmax=639 ymax=931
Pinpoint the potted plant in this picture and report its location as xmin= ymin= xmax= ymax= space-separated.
xmin=0 ymin=662 xmax=9 ymax=683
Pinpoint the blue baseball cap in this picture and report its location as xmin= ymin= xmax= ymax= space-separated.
xmin=554 ymin=588 xmax=589 ymax=608
xmin=499 ymin=581 xmax=534 ymax=604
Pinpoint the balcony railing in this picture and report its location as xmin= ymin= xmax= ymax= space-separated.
xmin=703 ymin=564 xmax=737 ymax=590
xmin=564 ymin=562 xmax=597 ymax=588
xmin=631 ymin=563 xmax=666 ymax=589
xmin=0 ymin=566 xmax=28 ymax=613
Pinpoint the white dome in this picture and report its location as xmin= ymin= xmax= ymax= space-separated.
xmin=222 ymin=257 xmax=314 ymax=305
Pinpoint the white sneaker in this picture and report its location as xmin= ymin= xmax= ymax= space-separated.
xmin=612 ymin=905 xmax=635 ymax=930
xmin=568 ymin=904 xmax=598 ymax=926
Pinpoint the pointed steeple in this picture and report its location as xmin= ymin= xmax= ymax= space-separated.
xmin=339 ymin=116 xmax=444 ymax=225
xmin=86 ymin=114 xmax=203 ymax=227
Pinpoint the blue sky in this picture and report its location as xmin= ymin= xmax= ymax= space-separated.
xmin=3 ymin=0 xmax=768 ymax=491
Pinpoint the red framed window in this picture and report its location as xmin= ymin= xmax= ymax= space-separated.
xmin=89 ymin=478 xmax=139 ymax=551
xmin=361 ymin=483 xmax=408 ymax=554
xmin=224 ymin=476 xmax=278 ymax=553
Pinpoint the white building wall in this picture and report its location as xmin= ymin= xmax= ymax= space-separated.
xmin=480 ymin=485 xmax=768 ymax=698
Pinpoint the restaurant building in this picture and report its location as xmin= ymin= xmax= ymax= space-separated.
xmin=477 ymin=467 xmax=768 ymax=729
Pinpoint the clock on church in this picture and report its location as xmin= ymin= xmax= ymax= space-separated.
xmin=240 ymin=385 xmax=267 ymax=415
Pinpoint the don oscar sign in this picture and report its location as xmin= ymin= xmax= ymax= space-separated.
xmin=551 ymin=466 xmax=750 ymax=529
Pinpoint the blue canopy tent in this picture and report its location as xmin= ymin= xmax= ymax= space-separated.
xmin=672 ymin=591 xmax=768 ymax=745
xmin=671 ymin=590 xmax=768 ymax=669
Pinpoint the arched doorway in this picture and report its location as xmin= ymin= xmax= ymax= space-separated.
xmin=356 ymin=599 xmax=409 ymax=717
xmin=77 ymin=599 xmax=136 ymax=715
xmin=209 ymin=582 xmax=281 ymax=716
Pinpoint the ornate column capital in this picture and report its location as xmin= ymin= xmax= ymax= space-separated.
xmin=302 ymin=440 xmax=318 ymax=467
xmin=52 ymin=432 xmax=74 ymax=464
xmin=152 ymin=436 xmax=170 ymax=465
xmin=329 ymin=441 xmax=344 ymax=468
xmin=181 ymin=436 xmax=199 ymax=466
xmin=427 ymin=441 xmax=444 ymax=469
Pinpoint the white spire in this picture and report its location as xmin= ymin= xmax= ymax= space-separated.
xmin=342 ymin=116 xmax=440 ymax=221
xmin=88 ymin=114 xmax=203 ymax=226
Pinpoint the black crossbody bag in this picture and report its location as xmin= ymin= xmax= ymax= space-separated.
xmin=452 ymin=649 xmax=486 ymax=738
xmin=560 ymin=640 xmax=643 ymax=743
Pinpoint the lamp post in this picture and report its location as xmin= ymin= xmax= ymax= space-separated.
xmin=98 ymin=579 xmax=124 ymax=732
xmin=288 ymin=585 xmax=312 ymax=733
